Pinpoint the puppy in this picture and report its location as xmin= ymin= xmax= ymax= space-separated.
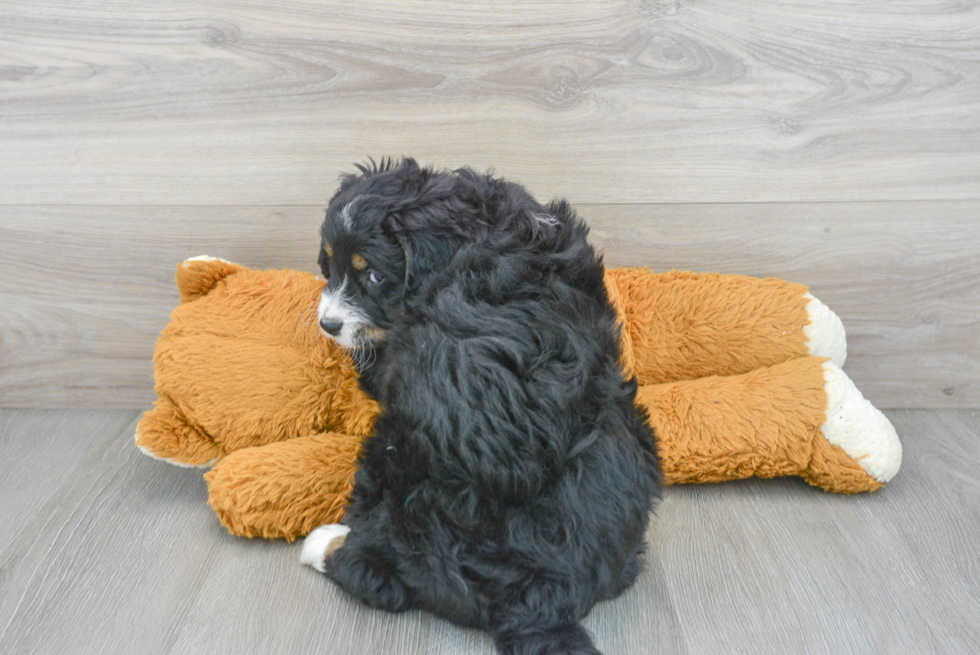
xmin=301 ymin=158 xmax=660 ymax=655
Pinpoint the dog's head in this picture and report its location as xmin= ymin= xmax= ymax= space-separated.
xmin=316 ymin=163 xmax=405 ymax=349
xmin=316 ymin=157 xmax=457 ymax=349
xmin=317 ymin=157 xmax=562 ymax=349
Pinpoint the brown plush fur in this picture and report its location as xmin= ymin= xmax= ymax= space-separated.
xmin=638 ymin=357 xmax=880 ymax=492
xmin=606 ymin=269 xmax=812 ymax=383
xmin=205 ymin=432 xmax=363 ymax=539
xmin=138 ymin=265 xmax=377 ymax=467
xmin=136 ymin=259 xmax=882 ymax=541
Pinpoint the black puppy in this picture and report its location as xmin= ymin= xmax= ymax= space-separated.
xmin=300 ymin=158 xmax=660 ymax=655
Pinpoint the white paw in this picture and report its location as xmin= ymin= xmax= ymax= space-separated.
xmin=821 ymin=362 xmax=902 ymax=483
xmin=804 ymin=293 xmax=847 ymax=367
xmin=300 ymin=524 xmax=350 ymax=573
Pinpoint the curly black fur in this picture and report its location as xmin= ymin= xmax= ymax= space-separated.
xmin=315 ymin=159 xmax=661 ymax=655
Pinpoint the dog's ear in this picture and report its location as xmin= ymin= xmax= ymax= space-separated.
xmin=394 ymin=229 xmax=414 ymax=289
xmin=381 ymin=212 xmax=418 ymax=293
xmin=385 ymin=213 xmax=460 ymax=297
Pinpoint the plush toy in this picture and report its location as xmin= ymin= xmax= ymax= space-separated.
xmin=136 ymin=257 xmax=902 ymax=541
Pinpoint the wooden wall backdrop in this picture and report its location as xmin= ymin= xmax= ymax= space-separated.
xmin=0 ymin=0 xmax=978 ymax=408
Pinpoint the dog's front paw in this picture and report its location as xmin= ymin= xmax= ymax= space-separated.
xmin=300 ymin=524 xmax=350 ymax=573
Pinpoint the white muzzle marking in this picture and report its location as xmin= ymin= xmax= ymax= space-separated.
xmin=317 ymin=278 xmax=367 ymax=349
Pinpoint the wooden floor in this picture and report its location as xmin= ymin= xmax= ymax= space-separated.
xmin=1 ymin=408 xmax=977 ymax=654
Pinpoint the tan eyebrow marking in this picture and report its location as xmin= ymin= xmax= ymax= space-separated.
xmin=352 ymin=253 xmax=368 ymax=270
xmin=324 ymin=242 xmax=333 ymax=257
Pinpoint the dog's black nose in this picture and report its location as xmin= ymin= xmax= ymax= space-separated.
xmin=319 ymin=318 xmax=343 ymax=336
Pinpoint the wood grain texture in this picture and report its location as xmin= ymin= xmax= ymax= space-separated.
xmin=1 ymin=202 xmax=976 ymax=409
xmin=1 ymin=0 xmax=978 ymax=205
xmin=1 ymin=409 xmax=977 ymax=654
xmin=654 ymin=409 xmax=980 ymax=655
xmin=0 ymin=410 xmax=134 ymax=546
xmin=0 ymin=410 xmax=221 ymax=655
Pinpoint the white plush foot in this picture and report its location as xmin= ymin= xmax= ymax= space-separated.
xmin=300 ymin=524 xmax=350 ymax=573
xmin=804 ymin=293 xmax=847 ymax=367
xmin=821 ymin=362 xmax=902 ymax=483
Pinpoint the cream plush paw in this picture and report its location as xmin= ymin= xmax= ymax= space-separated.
xmin=135 ymin=399 xmax=225 ymax=467
xmin=804 ymin=293 xmax=847 ymax=367
xmin=300 ymin=524 xmax=350 ymax=573
xmin=821 ymin=361 xmax=902 ymax=483
xmin=135 ymin=434 xmax=216 ymax=469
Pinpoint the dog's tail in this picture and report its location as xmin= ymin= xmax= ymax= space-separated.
xmin=492 ymin=623 xmax=602 ymax=655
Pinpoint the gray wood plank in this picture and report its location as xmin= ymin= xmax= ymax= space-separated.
xmin=858 ymin=410 xmax=980 ymax=654
xmin=655 ymin=409 xmax=980 ymax=655
xmin=166 ymin=536 xmax=443 ymax=655
xmin=2 ymin=202 xmax=977 ymax=409
xmin=1 ymin=1 xmax=977 ymax=205
xmin=0 ymin=410 xmax=127 ymax=535
xmin=0 ymin=409 xmax=977 ymax=654
xmin=0 ymin=410 xmax=221 ymax=655
xmin=580 ymin=557 xmax=689 ymax=655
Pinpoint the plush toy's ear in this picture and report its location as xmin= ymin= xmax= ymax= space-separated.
xmin=175 ymin=256 xmax=247 ymax=303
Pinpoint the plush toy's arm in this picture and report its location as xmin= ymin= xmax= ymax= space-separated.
xmin=638 ymin=356 xmax=901 ymax=493
xmin=137 ymin=398 xmax=225 ymax=467
xmin=605 ymin=269 xmax=845 ymax=385
xmin=204 ymin=432 xmax=362 ymax=541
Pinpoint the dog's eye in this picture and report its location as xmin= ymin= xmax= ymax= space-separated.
xmin=367 ymin=270 xmax=384 ymax=285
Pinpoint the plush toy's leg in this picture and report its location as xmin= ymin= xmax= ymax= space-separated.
xmin=803 ymin=293 xmax=846 ymax=368
xmin=204 ymin=432 xmax=362 ymax=541
xmin=816 ymin=361 xmax=902 ymax=487
xmin=135 ymin=399 xmax=224 ymax=467
xmin=604 ymin=268 xmax=846 ymax=384
xmin=637 ymin=356 xmax=901 ymax=493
